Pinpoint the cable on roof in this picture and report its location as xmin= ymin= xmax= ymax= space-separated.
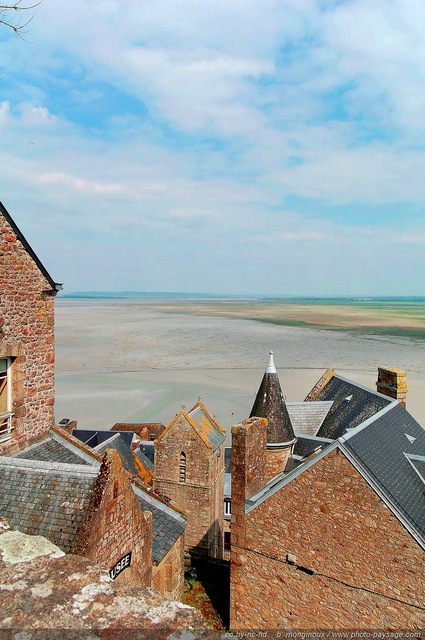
xmin=231 ymin=543 xmax=425 ymax=612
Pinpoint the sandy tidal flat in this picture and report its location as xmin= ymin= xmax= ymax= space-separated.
xmin=55 ymin=299 xmax=425 ymax=438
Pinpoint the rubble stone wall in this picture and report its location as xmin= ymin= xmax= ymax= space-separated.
xmin=74 ymin=450 xmax=153 ymax=587
xmin=0 ymin=214 xmax=57 ymax=455
xmin=152 ymin=533 xmax=185 ymax=601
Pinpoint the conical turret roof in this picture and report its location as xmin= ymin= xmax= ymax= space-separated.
xmin=250 ymin=351 xmax=296 ymax=445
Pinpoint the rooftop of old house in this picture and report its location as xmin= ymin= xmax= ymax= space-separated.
xmin=308 ymin=373 xmax=393 ymax=439
xmin=286 ymin=401 xmax=333 ymax=436
xmin=187 ymin=400 xmax=226 ymax=451
xmin=72 ymin=429 xmax=139 ymax=474
xmin=2 ymin=425 xmax=185 ymax=563
xmin=245 ymin=397 xmax=425 ymax=549
xmin=0 ymin=456 xmax=98 ymax=552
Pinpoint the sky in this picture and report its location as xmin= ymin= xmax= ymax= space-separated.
xmin=1 ymin=0 xmax=425 ymax=296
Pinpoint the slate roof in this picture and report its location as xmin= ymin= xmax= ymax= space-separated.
xmin=187 ymin=403 xmax=226 ymax=451
xmin=138 ymin=441 xmax=155 ymax=464
xmin=0 ymin=457 xmax=97 ymax=552
xmin=134 ymin=447 xmax=154 ymax=472
xmin=133 ymin=485 xmax=186 ymax=563
xmin=225 ymin=446 xmax=232 ymax=473
xmin=224 ymin=473 xmax=231 ymax=499
xmin=341 ymin=402 xmax=425 ymax=547
xmin=293 ymin=434 xmax=334 ymax=459
xmin=72 ymin=430 xmax=138 ymax=475
xmin=287 ymin=401 xmax=333 ymax=436
xmin=250 ymin=352 xmax=295 ymax=445
xmin=313 ymin=374 xmax=392 ymax=439
xmin=12 ymin=436 xmax=94 ymax=466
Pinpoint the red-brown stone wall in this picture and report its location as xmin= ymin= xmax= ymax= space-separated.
xmin=265 ymin=444 xmax=291 ymax=481
xmin=0 ymin=215 xmax=57 ymax=454
xmin=75 ymin=450 xmax=152 ymax=587
xmin=152 ymin=534 xmax=185 ymax=601
xmin=154 ymin=415 xmax=224 ymax=558
xmin=231 ymin=448 xmax=425 ymax=629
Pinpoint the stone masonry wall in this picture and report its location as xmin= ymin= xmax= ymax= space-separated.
xmin=0 ymin=214 xmax=57 ymax=455
xmin=230 ymin=447 xmax=425 ymax=629
xmin=265 ymin=444 xmax=291 ymax=481
xmin=152 ymin=533 xmax=185 ymax=601
xmin=154 ymin=414 xmax=224 ymax=558
xmin=74 ymin=449 xmax=152 ymax=587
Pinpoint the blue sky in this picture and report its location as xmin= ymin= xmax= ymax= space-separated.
xmin=1 ymin=0 xmax=425 ymax=295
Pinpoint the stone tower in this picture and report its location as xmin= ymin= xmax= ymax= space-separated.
xmin=250 ymin=351 xmax=296 ymax=480
xmin=153 ymin=399 xmax=225 ymax=559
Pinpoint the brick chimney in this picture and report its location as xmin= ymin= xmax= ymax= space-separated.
xmin=376 ymin=367 xmax=408 ymax=407
xmin=231 ymin=417 xmax=267 ymax=548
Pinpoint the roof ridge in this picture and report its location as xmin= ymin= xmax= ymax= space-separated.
xmin=51 ymin=425 xmax=103 ymax=464
xmin=0 ymin=456 xmax=99 ymax=476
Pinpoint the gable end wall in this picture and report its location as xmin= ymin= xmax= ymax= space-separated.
xmin=231 ymin=448 xmax=425 ymax=629
xmin=0 ymin=215 xmax=57 ymax=454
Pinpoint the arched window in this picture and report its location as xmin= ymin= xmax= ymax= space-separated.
xmin=179 ymin=451 xmax=186 ymax=483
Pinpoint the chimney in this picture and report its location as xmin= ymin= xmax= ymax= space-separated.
xmin=231 ymin=417 xmax=267 ymax=548
xmin=376 ymin=367 xmax=408 ymax=407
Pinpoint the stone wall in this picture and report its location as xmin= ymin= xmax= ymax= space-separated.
xmin=0 ymin=518 xmax=206 ymax=633
xmin=74 ymin=449 xmax=153 ymax=587
xmin=0 ymin=213 xmax=57 ymax=455
xmin=154 ymin=413 xmax=224 ymax=558
xmin=230 ymin=445 xmax=425 ymax=629
xmin=152 ymin=533 xmax=185 ymax=601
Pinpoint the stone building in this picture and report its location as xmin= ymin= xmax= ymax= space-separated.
xmin=154 ymin=399 xmax=225 ymax=558
xmin=0 ymin=201 xmax=62 ymax=455
xmin=0 ymin=203 xmax=186 ymax=600
xmin=230 ymin=365 xmax=425 ymax=629
xmin=0 ymin=423 xmax=186 ymax=598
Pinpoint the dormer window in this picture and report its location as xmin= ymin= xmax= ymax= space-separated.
xmin=179 ymin=451 xmax=186 ymax=483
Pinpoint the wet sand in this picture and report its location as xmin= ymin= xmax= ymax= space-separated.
xmin=55 ymin=298 xmax=425 ymax=438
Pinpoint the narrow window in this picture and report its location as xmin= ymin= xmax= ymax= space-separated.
xmin=179 ymin=451 xmax=186 ymax=483
xmin=224 ymin=498 xmax=231 ymax=517
xmin=224 ymin=531 xmax=231 ymax=551
xmin=0 ymin=358 xmax=13 ymax=442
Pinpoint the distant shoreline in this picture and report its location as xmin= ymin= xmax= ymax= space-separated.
xmin=60 ymin=291 xmax=425 ymax=302
xmin=57 ymin=295 xmax=425 ymax=341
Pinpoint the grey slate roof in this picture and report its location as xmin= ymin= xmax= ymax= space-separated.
xmin=12 ymin=436 xmax=93 ymax=466
xmin=225 ymin=446 xmax=232 ymax=473
xmin=132 ymin=485 xmax=185 ymax=563
xmin=134 ymin=447 xmax=154 ymax=472
xmin=72 ymin=430 xmax=138 ymax=475
xmin=287 ymin=401 xmax=333 ymax=436
xmin=139 ymin=441 xmax=155 ymax=464
xmin=224 ymin=473 xmax=232 ymax=499
xmin=0 ymin=457 xmax=97 ymax=552
xmin=313 ymin=374 xmax=391 ymax=439
xmin=250 ymin=354 xmax=295 ymax=445
xmin=341 ymin=402 xmax=425 ymax=547
xmin=187 ymin=405 xmax=225 ymax=451
xmin=293 ymin=434 xmax=334 ymax=459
